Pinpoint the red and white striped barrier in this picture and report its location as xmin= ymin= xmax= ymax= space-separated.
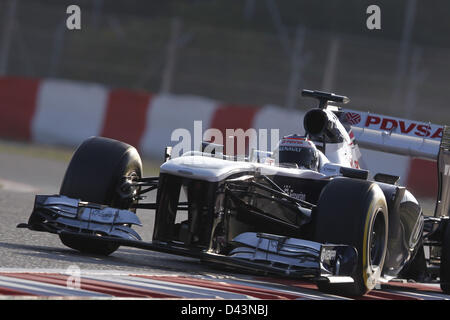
xmin=0 ymin=76 xmax=438 ymax=199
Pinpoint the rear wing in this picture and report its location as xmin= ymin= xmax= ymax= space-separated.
xmin=340 ymin=109 xmax=442 ymax=160
xmin=436 ymin=126 xmax=450 ymax=217
xmin=337 ymin=109 xmax=449 ymax=218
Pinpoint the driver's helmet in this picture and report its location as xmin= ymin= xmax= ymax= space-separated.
xmin=276 ymin=134 xmax=320 ymax=171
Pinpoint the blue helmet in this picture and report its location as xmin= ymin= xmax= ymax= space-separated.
xmin=277 ymin=135 xmax=319 ymax=171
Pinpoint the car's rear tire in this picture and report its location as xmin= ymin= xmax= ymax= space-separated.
xmin=440 ymin=222 xmax=450 ymax=294
xmin=59 ymin=136 xmax=142 ymax=256
xmin=313 ymin=178 xmax=388 ymax=296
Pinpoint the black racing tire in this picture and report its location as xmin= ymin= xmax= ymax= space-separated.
xmin=440 ymin=222 xmax=450 ymax=294
xmin=313 ymin=178 xmax=388 ymax=296
xmin=59 ymin=136 xmax=142 ymax=256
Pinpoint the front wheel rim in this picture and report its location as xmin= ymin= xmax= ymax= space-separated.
xmin=369 ymin=209 xmax=387 ymax=268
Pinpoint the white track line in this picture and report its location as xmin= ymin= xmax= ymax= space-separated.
xmin=0 ymin=275 xmax=110 ymax=297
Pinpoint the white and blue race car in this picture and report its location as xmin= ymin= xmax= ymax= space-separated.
xmin=18 ymin=89 xmax=450 ymax=296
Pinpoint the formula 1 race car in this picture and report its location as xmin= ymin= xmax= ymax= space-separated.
xmin=18 ymin=89 xmax=450 ymax=296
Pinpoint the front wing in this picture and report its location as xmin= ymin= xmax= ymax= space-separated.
xmin=17 ymin=194 xmax=357 ymax=284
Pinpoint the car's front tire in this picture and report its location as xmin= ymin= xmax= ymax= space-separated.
xmin=59 ymin=136 xmax=142 ymax=256
xmin=313 ymin=178 xmax=388 ymax=296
